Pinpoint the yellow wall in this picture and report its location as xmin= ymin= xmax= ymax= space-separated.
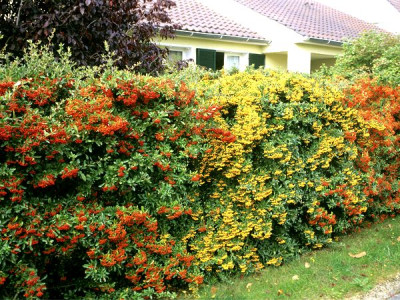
xmin=297 ymin=43 xmax=342 ymax=56
xmin=159 ymin=35 xmax=266 ymax=54
xmin=265 ymin=53 xmax=287 ymax=71
xmin=266 ymin=43 xmax=341 ymax=73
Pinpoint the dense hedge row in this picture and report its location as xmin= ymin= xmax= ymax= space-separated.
xmin=0 ymin=51 xmax=399 ymax=299
xmin=0 ymin=72 xmax=222 ymax=298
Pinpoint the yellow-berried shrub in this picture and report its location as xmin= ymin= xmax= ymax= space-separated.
xmin=187 ymin=70 xmax=370 ymax=275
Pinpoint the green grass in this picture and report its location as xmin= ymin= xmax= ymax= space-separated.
xmin=183 ymin=216 xmax=400 ymax=299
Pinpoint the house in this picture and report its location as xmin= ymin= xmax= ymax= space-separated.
xmin=160 ymin=0 xmax=384 ymax=73
xmin=160 ymin=0 xmax=270 ymax=72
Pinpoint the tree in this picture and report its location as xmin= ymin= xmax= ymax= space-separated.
xmin=329 ymin=31 xmax=400 ymax=86
xmin=0 ymin=0 xmax=178 ymax=74
xmin=373 ymin=43 xmax=400 ymax=86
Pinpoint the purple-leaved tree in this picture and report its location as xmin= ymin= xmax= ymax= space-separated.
xmin=0 ymin=0 xmax=178 ymax=74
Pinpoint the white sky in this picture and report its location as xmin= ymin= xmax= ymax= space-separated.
xmin=314 ymin=0 xmax=400 ymax=33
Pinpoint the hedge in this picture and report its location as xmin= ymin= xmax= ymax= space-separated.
xmin=0 ymin=67 xmax=224 ymax=298
xmin=1 ymin=48 xmax=399 ymax=299
xmin=190 ymin=70 xmax=370 ymax=275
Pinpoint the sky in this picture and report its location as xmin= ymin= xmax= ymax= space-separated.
xmin=314 ymin=0 xmax=400 ymax=33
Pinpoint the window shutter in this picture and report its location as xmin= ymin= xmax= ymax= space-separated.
xmin=196 ymin=48 xmax=216 ymax=70
xmin=249 ymin=53 xmax=265 ymax=68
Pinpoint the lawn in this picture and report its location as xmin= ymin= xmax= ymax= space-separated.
xmin=183 ymin=216 xmax=400 ymax=299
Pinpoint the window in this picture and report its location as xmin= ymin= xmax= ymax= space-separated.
xmin=225 ymin=55 xmax=240 ymax=70
xmin=168 ymin=50 xmax=183 ymax=63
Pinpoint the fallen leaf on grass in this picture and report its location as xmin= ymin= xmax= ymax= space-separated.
xmin=349 ymin=251 xmax=366 ymax=258
xmin=292 ymin=275 xmax=299 ymax=280
xmin=397 ymin=236 xmax=400 ymax=242
xmin=246 ymin=283 xmax=252 ymax=290
xmin=210 ymin=286 xmax=217 ymax=298
xmin=305 ymin=262 xmax=310 ymax=268
xmin=277 ymin=289 xmax=284 ymax=296
xmin=342 ymin=275 xmax=351 ymax=281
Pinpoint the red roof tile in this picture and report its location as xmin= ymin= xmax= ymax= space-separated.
xmin=234 ymin=0 xmax=383 ymax=42
xmin=388 ymin=0 xmax=400 ymax=12
xmin=168 ymin=0 xmax=266 ymax=40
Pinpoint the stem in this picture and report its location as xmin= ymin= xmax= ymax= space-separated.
xmin=16 ymin=0 xmax=24 ymax=27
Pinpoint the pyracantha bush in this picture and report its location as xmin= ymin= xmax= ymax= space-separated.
xmin=344 ymin=78 xmax=400 ymax=220
xmin=0 ymin=69 xmax=226 ymax=298
xmin=186 ymin=70 xmax=371 ymax=276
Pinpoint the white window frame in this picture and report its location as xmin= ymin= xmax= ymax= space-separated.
xmin=159 ymin=43 xmax=195 ymax=62
xmin=225 ymin=54 xmax=240 ymax=70
xmin=224 ymin=52 xmax=249 ymax=71
xmin=167 ymin=50 xmax=184 ymax=63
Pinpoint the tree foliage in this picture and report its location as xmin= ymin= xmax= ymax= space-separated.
xmin=330 ymin=31 xmax=400 ymax=86
xmin=0 ymin=0 xmax=178 ymax=74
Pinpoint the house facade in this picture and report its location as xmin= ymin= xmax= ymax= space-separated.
xmin=158 ymin=0 xmax=270 ymax=72
xmin=160 ymin=0 xmax=385 ymax=73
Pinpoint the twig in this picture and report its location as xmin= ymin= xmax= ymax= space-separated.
xmin=16 ymin=0 xmax=24 ymax=27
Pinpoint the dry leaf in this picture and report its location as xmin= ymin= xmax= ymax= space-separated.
xmin=292 ymin=275 xmax=299 ymax=280
xmin=349 ymin=251 xmax=366 ymax=258
xmin=397 ymin=236 xmax=400 ymax=242
xmin=246 ymin=283 xmax=252 ymax=290
xmin=305 ymin=262 xmax=310 ymax=268
xmin=278 ymin=289 xmax=284 ymax=296
xmin=211 ymin=286 xmax=217 ymax=298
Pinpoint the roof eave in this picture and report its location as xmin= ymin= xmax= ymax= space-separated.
xmin=175 ymin=30 xmax=271 ymax=45
xmin=304 ymin=37 xmax=343 ymax=47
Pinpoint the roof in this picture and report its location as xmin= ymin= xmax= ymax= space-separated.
xmin=388 ymin=0 xmax=400 ymax=12
xmin=234 ymin=0 xmax=383 ymax=42
xmin=168 ymin=0 xmax=267 ymax=41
